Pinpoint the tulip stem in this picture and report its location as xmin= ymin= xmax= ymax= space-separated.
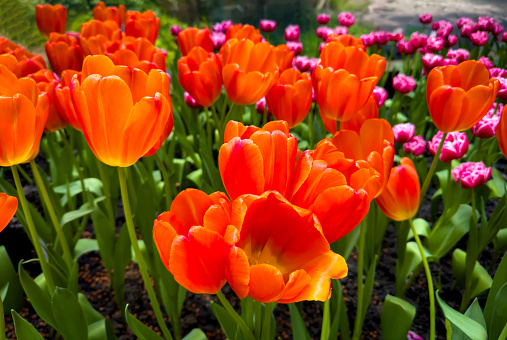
xmin=352 ymin=218 xmax=367 ymax=340
xmin=155 ymin=152 xmax=172 ymax=211
xmin=11 ymin=165 xmax=56 ymax=296
xmin=211 ymin=105 xmax=222 ymax=143
xmin=204 ymin=107 xmax=213 ymax=149
xmin=409 ymin=218 xmax=435 ymax=340
xmin=222 ymin=103 xmax=236 ymax=132
xmin=96 ymin=159 xmax=115 ymax=223
xmin=0 ymin=293 xmax=5 ymax=340
xmin=419 ymin=132 xmax=447 ymax=209
xmin=29 ymin=160 xmax=74 ymax=269
xmin=17 ymin=166 xmax=33 ymax=185
xmin=117 ymin=167 xmax=174 ymax=340
xmin=216 ymin=291 xmax=256 ymax=340
xmin=461 ymin=188 xmax=478 ymax=312
xmin=261 ymin=302 xmax=274 ymax=340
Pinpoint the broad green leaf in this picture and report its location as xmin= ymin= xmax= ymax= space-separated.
xmin=78 ymin=293 xmax=104 ymax=325
xmin=407 ymin=218 xmax=430 ymax=240
xmin=210 ymin=302 xmax=237 ymax=339
xmin=182 ymin=329 xmax=207 ymax=340
xmin=61 ymin=207 xmax=96 ymax=228
xmin=52 ymin=287 xmax=88 ymax=340
xmin=88 ymin=319 xmax=117 ymax=340
xmin=453 ymin=299 xmax=487 ymax=340
xmin=74 ymin=239 xmax=100 ymax=260
xmin=451 ymin=249 xmax=492 ymax=298
xmin=11 ymin=310 xmax=44 ymax=340
xmin=484 ymin=253 xmax=507 ymax=326
xmin=436 ymin=292 xmax=486 ymax=340
xmin=54 ymin=178 xmax=104 ymax=206
xmin=125 ymin=305 xmax=164 ymax=340
xmin=488 ymin=283 xmax=507 ymax=340
xmin=91 ymin=207 xmax=115 ymax=271
xmin=288 ymin=303 xmax=311 ymax=340
xmin=112 ymin=225 xmax=131 ymax=309
xmin=0 ymin=246 xmax=23 ymax=313
xmin=381 ymin=295 xmax=416 ymax=340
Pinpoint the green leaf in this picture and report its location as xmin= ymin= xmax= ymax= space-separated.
xmin=210 ymin=301 xmax=237 ymax=339
xmin=88 ymin=319 xmax=117 ymax=340
xmin=61 ymin=207 xmax=96 ymax=228
xmin=436 ymin=291 xmax=487 ymax=340
xmin=486 ymin=168 xmax=505 ymax=199
xmin=288 ymin=303 xmax=311 ymax=340
xmin=18 ymin=262 xmax=57 ymax=328
xmin=125 ymin=305 xmax=164 ymax=340
xmin=54 ymin=178 xmax=104 ymax=206
xmin=78 ymin=293 xmax=104 ymax=325
xmin=407 ymin=218 xmax=430 ymax=240
xmin=484 ymin=253 xmax=507 ymax=327
xmin=380 ymin=295 xmax=416 ymax=340
xmin=488 ymin=283 xmax=507 ymax=340
xmin=52 ymin=287 xmax=88 ymax=340
xmin=74 ymin=239 xmax=100 ymax=260
xmin=182 ymin=329 xmax=207 ymax=340
xmin=91 ymin=207 xmax=116 ymax=271
xmin=11 ymin=310 xmax=45 ymax=340
xmin=0 ymin=246 xmax=23 ymax=313
xmin=451 ymin=249 xmax=492 ymax=298
xmin=112 ymin=224 xmax=131 ymax=309
xmin=453 ymin=299 xmax=487 ymax=340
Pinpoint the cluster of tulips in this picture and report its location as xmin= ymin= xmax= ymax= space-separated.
xmin=0 ymin=2 xmax=507 ymax=340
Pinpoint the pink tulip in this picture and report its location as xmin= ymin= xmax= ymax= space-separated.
xmin=317 ymin=13 xmax=330 ymax=25
xmin=426 ymin=36 xmax=445 ymax=52
xmin=460 ymin=24 xmax=474 ymax=38
xmin=452 ymin=162 xmax=491 ymax=189
xmin=185 ymin=92 xmax=203 ymax=109
xmin=397 ymin=40 xmax=416 ymax=55
xmin=456 ymin=17 xmax=474 ymax=29
xmin=471 ymin=103 xmax=503 ymax=139
xmin=285 ymin=24 xmax=300 ymax=41
xmin=446 ymin=48 xmax=470 ymax=63
xmin=428 ymin=131 xmax=469 ymax=162
xmin=287 ymin=41 xmax=303 ymax=55
xmin=393 ymin=74 xmax=416 ymax=94
xmin=478 ymin=56 xmax=494 ymax=69
xmin=211 ymin=32 xmax=226 ymax=49
xmin=373 ymin=86 xmax=388 ymax=107
xmin=255 ymin=97 xmax=270 ymax=115
xmin=419 ymin=13 xmax=432 ymax=25
xmin=404 ymin=136 xmax=426 ymax=156
xmin=470 ymin=31 xmax=489 ymax=46
xmin=393 ymin=123 xmax=415 ymax=143
xmin=170 ymin=25 xmax=182 ymax=36
xmin=338 ymin=12 xmax=355 ymax=27
xmin=260 ymin=19 xmax=276 ymax=33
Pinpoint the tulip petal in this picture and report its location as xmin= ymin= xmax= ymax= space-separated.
xmin=248 ymin=264 xmax=285 ymax=303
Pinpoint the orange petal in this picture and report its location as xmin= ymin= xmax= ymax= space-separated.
xmin=226 ymin=246 xmax=251 ymax=299
xmin=248 ymin=264 xmax=286 ymax=303
xmin=0 ymin=193 xmax=18 ymax=233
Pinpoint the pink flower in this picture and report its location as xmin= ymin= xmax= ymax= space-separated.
xmin=419 ymin=13 xmax=432 ymax=25
xmin=489 ymin=68 xmax=507 ymax=78
xmin=308 ymin=58 xmax=319 ymax=72
xmin=452 ymin=162 xmax=491 ymax=189
xmin=393 ymin=74 xmax=416 ymax=94
xmin=360 ymin=33 xmax=376 ymax=47
xmin=446 ymin=48 xmax=470 ymax=63
xmin=334 ymin=26 xmax=348 ymax=36
xmin=393 ymin=123 xmax=415 ymax=143
xmin=397 ymin=40 xmax=416 ymax=55
xmin=445 ymin=35 xmax=458 ymax=47
xmin=184 ymin=92 xmax=203 ymax=109
xmin=471 ymin=103 xmax=503 ymax=139
xmin=374 ymin=31 xmax=389 ymax=45
xmin=441 ymin=58 xmax=459 ymax=66
xmin=502 ymin=32 xmax=507 ymax=43
xmin=170 ymin=25 xmax=182 ymax=36
xmin=409 ymin=32 xmax=428 ymax=48
xmin=318 ymin=42 xmax=325 ymax=53
xmin=493 ymin=23 xmax=504 ymax=36
xmin=388 ymin=31 xmax=404 ymax=42
xmin=496 ymin=77 xmax=507 ymax=101
xmin=475 ymin=16 xmax=495 ymax=32
xmin=287 ymin=41 xmax=303 ymax=55
xmin=478 ymin=56 xmax=494 ymax=69
xmin=435 ymin=21 xmax=453 ymax=37
xmin=470 ymin=31 xmax=489 ymax=46
xmin=460 ymin=24 xmax=474 ymax=38
xmin=404 ymin=136 xmax=426 ymax=156
xmin=316 ymin=26 xmax=333 ymax=40
xmin=422 ymin=53 xmax=443 ymax=74
xmin=260 ymin=19 xmax=276 ymax=33
xmin=428 ymin=131 xmax=469 ymax=162
xmin=373 ymin=86 xmax=388 ymax=107
xmin=211 ymin=32 xmax=226 ymax=49
xmin=212 ymin=20 xmax=232 ymax=33
xmin=426 ymin=36 xmax=445 ymax=52
xmin=285 ymin=24 xmax=300 ymax=41
xmin=338 ymin=12 xmax=355 ymax=27
xmin=255 ymin=97 xmax=270 ymax=115
xmin=456 ymin=17 xmax=474 ymax=29
xmin=317 ymin=13 xmax=330 ymax=25
xmin=294 ymin=55 xmax=311 ymax=72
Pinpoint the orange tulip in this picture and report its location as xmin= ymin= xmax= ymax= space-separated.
xmin=315 ymin=119 xmax=394 ymax=198
xmin=426 ymin=60 xmax=500 ymax=132
xmin=225 ymin=24 xmax=263 ymax=43
xmin=71 ymin=55 xmax=172 ymax=167
xmin=178 ymin=28 xmax=214 ymax=56
xmin=178 ymin=46 xmax=222 ymax=108
xmin=220 ymin=121 xmax=297 ymax=200
xmin=124 ymin=11 xmax=160 ymax=44
xmin=45 ymin=33 xmax=84 ymax=76
xmin=325 ymin=34 xmax=365 ymax=51
xmin=106 ymin=37 xmax=166 ymax=71
xmin=221 ymin=39 xmax=279 ymax=105
xmin=0 ymin=66 xmax=49 ymax=166
xmin=55 ymin=70 xmax=81 ymax=131
xmin=226 ymin=191 xmax=347 ymax=303
xmin=93 ymin=1 xmax=126 ymax=27
xmin=38 ymin=80 xmax=68 ymax=132
xmin=273 ymin=45 xmax=295 ymax=71
xmin=376 ymin=158 xmax=420 ymax=221
xmin=35 ymin=4 xmax=67 ymax=40
xmin=153 ymin=189 xmax=233 ymax=294
xmin=495 ymin=105 xmax=507 ymax=159
xmin=0 ymin=193 xmax=18 ymax=233
xmin=79 ymin=19 xmax=122 ymax=55
xmin=265 ymin=68 xmax=312 ymax=128
xmin=313 ymin=42 xmax=385 ymax=122
xmin=0 ymin=52 xmax=47 ymax=78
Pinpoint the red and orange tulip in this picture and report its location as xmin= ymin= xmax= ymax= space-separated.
xmin=71 ymin=55 xmax=172 ymax=167
xmin=178 ymin=28 xmax=214 ymax=56
xmin=376 ymin=157 xmax=420 ymax=221
xmin=0 ymin=65 xmax=49 ymax=166
xmin=106 ymin=37 xmax=166 ymax=72
xmin=124 ymin=11 xmax=160 ymax=44
xmin=326 ymin=34 xmax=366 ymax=51
xmin=45 ymin=33 xmax=84 ymax=76
xmin=495 ymin=105 xmax=507 ymax=159
xmin=221 ymin=39 xmax=279 ymax=105
xmin=93 ymin=1 xmax=126 ymax=27
xmin=265 ymin=68 xmax=312 ymax=128
xmin=313 ymin=42 xmax=385 ymax=122
xmin=35 ymin=3 xmax=67 ymax=40
xmin=153 ymin=189 xmax=233 ymax=294
xmin=226 ymin=191 xmax=347 ymax=303
xmin=225 ymin=24 xmax=263 ymax=43
xmin=55 ymin=70 xmax=81 ymax=131
xmin=273 ymin=45 xmax=295 ymax=72
xmin=427 ymin=60 xmax=500 ymax=132
xmin=178 ymin=46 xmax=222 ymax=108
xmin=39 ymin=80 xmax=68 ymax=132
xmin=79 ymin=19 xmax=122 ymax=55
xmin=0 ymin=193 xmax=18 ymax=233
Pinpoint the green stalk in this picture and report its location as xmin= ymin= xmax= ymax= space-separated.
xmin=11 ymin=165 xmax=56 ymax=295
xmin=419 ymin=132 xmax=448 ymax=209
xmin=216 ymin=291 xmax=256 ymax=340
xmin=29 ymin=160 xmax=73 ymax=268
xmin=96 ymin=159 xmax=115 ymax=222
xmin=221 ymin=103 xmax=236 ymax=132
xmin=17 ymin=166 xmax=33 ymax=185
xmin=352 ymin=218 xmax=367 ymax=340
xmin=0 ymin=294 xmax=5 ymax=340
xmin=308 ymin=105 xmax=315 ymax=149
xmin=117 ymin=167 xmax=173 ymax=340
xmin=409 ymin=218 xmax=435 ymax=340
xmin=211 ymin=104 xmax=223 ymax=144
xmin=261 ymin=302 xmax=274 ymax=340
xmin=204 ymin=107 xmax=212 ymax=149
xmin=154 ymin=152 xmax=172 ymax=211
xmin=460 ymin=188 xmax=478 ymax=312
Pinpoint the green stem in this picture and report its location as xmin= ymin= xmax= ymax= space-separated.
xmin=96 ymin=159 xmax=115 ymax=222
xmin=409 ymin=218 xmax=435 ymax=340
xmin=211 ymin=104 xmax=222 ymax=144
xmin=0 ymin=294 xmax=5 ymax=340
xmin=419 ymin=132 xmax=448 ymax=209
xmin=262 ymin=302 xmax=274 ymax=340
xmin=29 ymin=160 xmax=73 ymax=268
xmin=352 ymin=218 xmax=367 ymax=340
xmin=221 ymin=103 xmax=236 ymax=132
xmin=461 ymin=188 xmax=478 ymax=312
xmin=17 ymin=166 xmax=33 ymax=185
xmin=216 ymin=291 xmax=256 ymax=340
xmin=154 ymin=152 xmax=172 ymax=211
xmin=11 ymin=165 xmax=56 ymax=295
xmin=204 ymin=106 xmax=212 ymax=149
xmin=117 ymin=167 xmax=173 ymax=340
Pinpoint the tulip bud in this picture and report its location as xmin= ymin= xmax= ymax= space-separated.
xmin=452 ymin=162 xmax=491 ymax=189
xmin=428 ymin=131 xmax=469 ymax=162
xmin=393 ymin=123 xmax=415 ymax=143
xmin=478 ymin=56 xmax=494 ymax=69
xmin=170 ymin=25 xmax=182 ymax=36
xmin=471 ymin=103 xmax=503 ymax=139
xmin=373 ymin=86 xmax=388 ymax=107
xmin=393 ymin=74 xmax=416 ymax=94
xmin=260 ymin=19 xmax=277 ymax=33
xmin=285 ymin=25 xmax=300 ymax=42
xmin=419 ymin=13 xmax=432 ymax=25
xmin=403 ymin=136 xmax=426 ymax=156
xmin=338 ymin=12 xmax=355 ymax=27
xmin=317 ymin=14 xmax=330 ymax=25
xmin=184 ymin=92 xmax=203 ymax=109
